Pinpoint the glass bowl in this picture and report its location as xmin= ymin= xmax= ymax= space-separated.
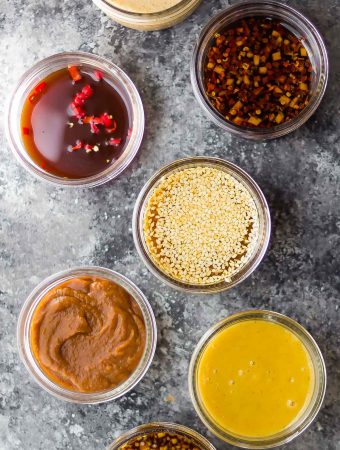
xmin=92 ymin=0 xmax=202 ymax=31
xmin=188 ymin=310 xmax=327 ymax=448
xmin=107 ymin=422 xmax=216 ymax=450
xmin=132 ymin=157 xmax=271 ymax=293
xmin=6 ymin=52 xmax=144 ymax=187
xmin=191 ymin=0 xmax=329 ymax=140
xmin=17 ymin=266 xmax=157 ymax=404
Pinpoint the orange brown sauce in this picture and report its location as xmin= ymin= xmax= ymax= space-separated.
xmin=30 ymin=276 xmax=146 ymax=393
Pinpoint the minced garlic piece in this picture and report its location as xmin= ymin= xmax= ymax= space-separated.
xmin=143 ymin=167 xmax=259 ymax=285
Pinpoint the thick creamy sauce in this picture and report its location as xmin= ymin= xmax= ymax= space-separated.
xmin=107 ymin=0 xmax=183 ymax=14
xmin=197 ymin=320 xmax=314 ymax=438
xmin=30 ymin=276 xmax=146 ymax=393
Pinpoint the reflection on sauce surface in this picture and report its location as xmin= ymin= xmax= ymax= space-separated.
xmin=197 ymin=320 xmax=314 ymax=437
xmin=30 ymin=276 xmax=146 ymax=393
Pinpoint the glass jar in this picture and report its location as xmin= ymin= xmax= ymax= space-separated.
xmin=17 ymin=266 xmax=157 ymax=404
xmin=188 ymin=310 xmax=327 ymax=448
xmin=107 ymin=422 xmax=216 ymax=450
xmin=92 ymin=0 xmax=202 ymax=31
xmin=191 ymin=1 xmax=329 ymax=140
xmin=6 ymin=52 xmax=144 ymax=187
xmin=132 ymin=156 xmax=271 ymax=293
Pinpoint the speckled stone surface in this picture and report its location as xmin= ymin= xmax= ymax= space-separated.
xmin=0 ymin=0 xmax=339 ymax=449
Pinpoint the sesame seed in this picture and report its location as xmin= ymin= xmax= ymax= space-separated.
xmin=143 ymin=167 xmax=259 ymax=285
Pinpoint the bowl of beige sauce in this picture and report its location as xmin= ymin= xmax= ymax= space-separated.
xmin=92 ymin=0 xmax=202 ymax=31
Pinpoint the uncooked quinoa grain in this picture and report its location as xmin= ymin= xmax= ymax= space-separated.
xmin=143 ymin=166 xmax=259 ymax=284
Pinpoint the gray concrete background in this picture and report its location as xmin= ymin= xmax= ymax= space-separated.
xmin=0 ymin=0 xmax=339 ymax=449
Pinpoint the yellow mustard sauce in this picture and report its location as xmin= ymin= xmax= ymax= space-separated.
xmin=197 ymin=320 xmax=314 ymax=438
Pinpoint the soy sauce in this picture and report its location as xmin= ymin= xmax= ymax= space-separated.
xmin=21 ymin=67 xmax=130 ymax=179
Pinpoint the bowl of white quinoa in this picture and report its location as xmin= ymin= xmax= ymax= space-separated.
xmin=132 ymin=157 xmax=271 ymax=293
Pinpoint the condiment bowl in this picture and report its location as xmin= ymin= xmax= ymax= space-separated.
xmin=132 ymin=157 xmax=271 ymax=293
xmin=17 ymin=266 xmax=157 ymax=404
xmin=191 ymin=1 xmax=329 ymax=140
xmin=92 ymin=0 xmax=202 ymax=31
xmin=6 ymin=52 xmax=144 ymax=187
xmin=188 ymin=310 xmax=327 ymax=448
xmin=107 ymin=422 xmax=216 ymax=450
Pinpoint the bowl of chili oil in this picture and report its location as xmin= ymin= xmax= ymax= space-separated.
xmin=20 ymin=65 xmax=131 ymax=179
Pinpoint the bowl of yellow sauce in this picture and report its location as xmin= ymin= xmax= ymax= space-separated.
xmin=189 ymin=310 xmax=326 ymax=448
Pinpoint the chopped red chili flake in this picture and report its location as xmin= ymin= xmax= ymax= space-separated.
xmin=204 ymin=17 xmax=313 ymax=128
xmin=108 ymin=137 xmax=122 ymax=146
xmin=82 ymin=85 xmax=94 ymax=98
xmin=106 ymin=121 xmax=117 ymax=133
xmin=29 ymin=81 xmax=47 ymax=103
xmin=70 ymin=102 xmax=85 ymax=119
xmin=82 ymin=113 xmax=116 ymax=134
xmin=94 ymin=70 xmax=103 ymax=81
xmin=74 ymin=93 xmax=86 ymax=106
xmin=82 ymin=116 xmax=93 ymax=124
xmin=22 ymin=127 xmax=30 ymax=135
xmin=70 ymin=140 xmax=84 ymax=151
xmin=68 ymin=66 xmax=82 ymax=82
xmin=90 ymin=122 xmax=100 ymax=134
xmin=100 ymin=112 xmax=113 ymax=128
xmin=35 ymin=82 xmax=47 ymax=93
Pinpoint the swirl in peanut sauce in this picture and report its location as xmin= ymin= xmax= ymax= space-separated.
xmin=30 ymin=276 xmax=146 ymax=393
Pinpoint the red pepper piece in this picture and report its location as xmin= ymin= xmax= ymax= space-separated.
xmin=108 ymin=138 xmax=122 ymax=146
xmin=83 ymin=116 xmax=94 ymax=124
xmin=35 ymin=82 xmax=47 ymax=93
xmin=92 ymin=117 xmax=103 ymax=124
xmin=90 ymin=122 xmax=100 ymax=134
xmin=22 ymin=127 xmax=30 ymax=135
xmin=82 ymin=85 xmax=93 ymax=98
xmin=106 ymin=121 xmax=117 ymax=133
xmin=94 ymin=70 xmax=103 ymax=81
xmin=71 ymin=140 xmax=84 ymax=151
xmin=85 ymin=144 xmax=93 ymax=150
xmin=28 ymin=81 xmax=47 ymax=103
xmin=70 ymin=102 xmax=85 ymax=119
xmin=68 ymin=66 xmax=82 ymax=82
xmin=74 ymin=93 xmax=86 ymax=106
xmin=100 ymin=112 xmax=113 ymax=128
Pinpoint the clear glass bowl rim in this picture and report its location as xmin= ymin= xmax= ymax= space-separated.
xmin=93 ymin=0 xmax=202 ymax=20
xmin=107 ymin=421 xmax=216 ymax=450
xmin=17 ymin=266 xmax=157 ymax=404
xmin=132 ymin=156 xmax=271 ymax=293
xmin=5 ymin=51 xmax=145 ymax=187
xmin=188 ymin=309 xmax=327 ymax=448
xmin=191 ymin=0 xmax=329 ymax=140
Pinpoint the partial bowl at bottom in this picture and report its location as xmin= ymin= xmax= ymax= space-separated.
xmin=107 ymin=422 xmax=216 ymax=450
xmin=17 ymin=266 xmax=157 ymax=404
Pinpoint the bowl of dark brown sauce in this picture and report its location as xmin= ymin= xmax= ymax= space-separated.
xmin=6 ymin=52 xmax=144 ymax=187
